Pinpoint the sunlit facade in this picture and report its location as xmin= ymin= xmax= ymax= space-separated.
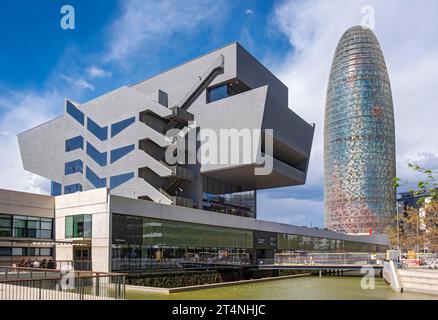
xmin=324 ymin=26 xmax=396 ymax=234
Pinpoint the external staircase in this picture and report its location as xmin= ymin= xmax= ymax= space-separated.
xmin=134 ymin=54 xmax=224 ymax=208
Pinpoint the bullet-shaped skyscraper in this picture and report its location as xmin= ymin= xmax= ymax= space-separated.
xmin=324 ymin=26 xmax=396 ymax=234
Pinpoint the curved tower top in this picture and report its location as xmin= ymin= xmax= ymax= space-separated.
xmin=324 ymin=26 xmax=396 ymax=234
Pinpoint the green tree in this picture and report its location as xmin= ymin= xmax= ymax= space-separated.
xmin=389 ymin=163 xmax=438 ymax=253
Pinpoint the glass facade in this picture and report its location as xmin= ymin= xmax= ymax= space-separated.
xmin=111 ymin=117 xmax=136 ymax=138
xmin=202 ymin=176 xmax=256 ymax=218
xmin=65 ymin=214 xmax=92 ymax=238
xmin=111 ymin=214 xmax=384 ymax=272
xmin=0 ymin=247 xmax=53 ymax=257
xmin=324 ymin=26 xmax=396 ymax=234
xmin=0 ymin=214 xmax=53 ymax=239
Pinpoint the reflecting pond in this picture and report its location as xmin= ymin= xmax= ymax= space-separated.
xmin=127 ymin=276 xmax=438 ymax=300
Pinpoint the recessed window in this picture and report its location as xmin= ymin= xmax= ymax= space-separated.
xmin=86 ymin=142 xmax=107 ymax=166
xmin=87 ymin=117 xmax=108 ymax=141
xmin=110 ymin=172 xmax=135 ymax=189
xmin=64 ymin=183 xmax=83 ymax=194
xmin=65 ymin=136 xmax=84 ymax=152
xmin=111 ymin=144 xmax=135 ymax=163
xmin=66 ymin=101 xmax=84 ymax=125
xmin=51 ymin=181 xmax=62 ymax=196
xmin=65 ymin=215 xmax=92 ymax=238
xmin=112 ymin=117 xmax=136 ymax=138
xmin=65 ymin=159 xmax=83 ymax=175
xmin=86 ymin=167 xmax=106 ymax=188
xmin=206 ymin=80 xmax=250 ymax=103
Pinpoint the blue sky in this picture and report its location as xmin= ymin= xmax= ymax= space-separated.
xmin=1 ymin=0 xmax=437 ymax=228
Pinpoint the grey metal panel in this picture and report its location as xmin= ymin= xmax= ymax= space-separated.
xmin=235 ymin=43 xmax=288 ymax=106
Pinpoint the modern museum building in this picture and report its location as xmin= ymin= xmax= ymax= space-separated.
xmin=0 ymin=43 xmax=389 ymax=273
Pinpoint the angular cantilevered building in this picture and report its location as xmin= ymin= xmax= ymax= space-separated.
xmin=324 ymin=26 xmax=396 ymax=234
xmin=6 ymin=43 xmax=391 ymax=272
xmin=18 ymin=42 xmax=315 ymax=219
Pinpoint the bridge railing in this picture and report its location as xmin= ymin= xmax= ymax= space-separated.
xmin=273 ymin=253 xmax=385 ymax=266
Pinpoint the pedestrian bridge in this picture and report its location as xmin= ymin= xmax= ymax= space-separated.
xmin=256 ymin=263 xmax=384 ymax=271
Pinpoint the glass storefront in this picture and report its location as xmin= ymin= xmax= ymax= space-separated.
xmin=111 ymin=213 xmax=386 ymax=272
xmin=112 ymin=214 xmax=253 ymax=271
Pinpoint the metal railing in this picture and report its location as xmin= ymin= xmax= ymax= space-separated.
xmin=178 ymin=54 xmax=224 ymax=110
xmin=0 ymin=271 xmax=125 ymax=300
xmin=56 ymin=260 xmax=92 ymax=271
xmin=273 ymin=253 xmax=385 ymax=266
xmin=0 ymin=266 xmax=61 ymax=281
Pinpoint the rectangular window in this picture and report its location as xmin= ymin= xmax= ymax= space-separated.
xmin=86 ymin=167 xmax=107 ymax=188
xmin=51 ymin=181 xmax=62 ymax=196
xmin=65 ymin=159 xmax=83 ymax=175
xmin=87 ymin=118 xmax=108 ymax=141
xmin=12 ymin=247 xmax=24 ymax=256
xmin=64 ymin=184 xmax=83 ymax=194
xmin=206 ymin=80 xmax=250 ymax=103
xmin=10 ymin=216 xmax=54 ymax=240
xmin=0 ymin=227 xmax=12 ymax=237
xmin=0 ymin=214 xmax=12 ymax=227
xmin=0 ymin=247 xmax=12 ymax=256
xmin=66 ymin=101 xmax=84 ymax=125
xmin=86 ymin=142 xmax=107 ymax=166
xmin=65 ymin=136 xmax=84 ymax=152
xmin=40 ymin=248 xmax=53 ymax=256
xmin=207 ymin=84 xmax=228 ymax=103
xmin=65 ymin=215 xmax=92 ymax=238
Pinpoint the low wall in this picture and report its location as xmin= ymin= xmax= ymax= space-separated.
xmin=125 ymin=270 xmax=223 ymax=288
xmin=126 ymin=273 xmax=311 ymax=294
xmin=382 ymin=260 xmax=402 ymax=293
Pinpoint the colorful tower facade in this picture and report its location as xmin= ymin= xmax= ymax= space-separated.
xmin=324 ymin=26 xmax=396 ymax=234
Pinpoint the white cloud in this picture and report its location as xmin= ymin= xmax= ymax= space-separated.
xmin=60 ymin=74 xmax=95 ymax=91
xmin=87 ymin=66 xmax=112 ymax=79
xmin=258 ymin=192 xmax=324 ymax=227
xmin=267 ymin=0 xmax=438 ymax=224
xmin=0 ymin=90 xmax=63 ymax=194
xmin=106 ymin=0 xmax=223 ymax=62
xmin=74 ymin=79 xmax=95 ymax=91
